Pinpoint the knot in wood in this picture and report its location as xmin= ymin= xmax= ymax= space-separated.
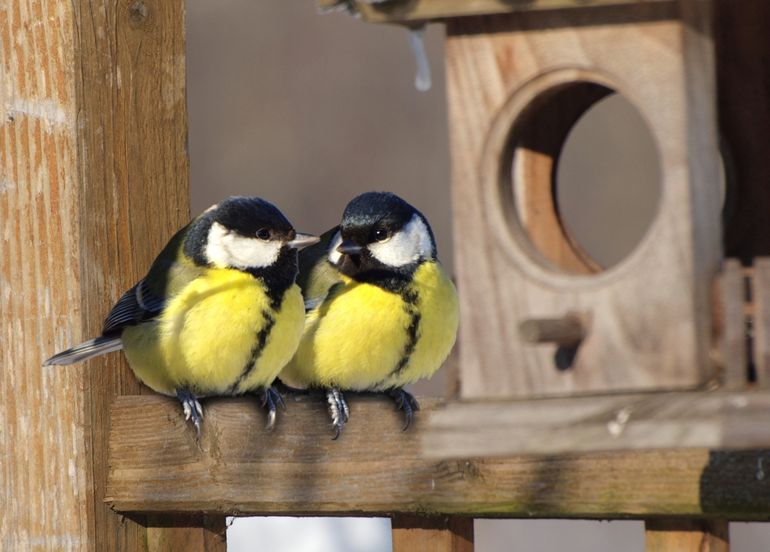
xmin=129 ymin=1 xmax=149 ymax=26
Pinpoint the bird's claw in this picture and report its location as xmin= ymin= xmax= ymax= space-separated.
xmin=326 ymin=388 xmax=349 ymax=440
xmin=257 ymin=386 xmax=285 ymax=431
xmin=176 ymin=389 xmax=203 ymax=437
xmin=387 ymin=388 xmax=420 ymax=431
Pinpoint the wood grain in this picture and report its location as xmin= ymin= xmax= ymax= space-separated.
xmin=0 ymin=0 xmax=218 ymax=549
xmin=108 ymin=395 xmax=770 ymax=520
xmin=424 ymin=390 xmax=770 ymax=457
xmin=446 ymin=4 xmax=721 ymax=399
xmin=645 ymin=520 xmax=729 ymax=552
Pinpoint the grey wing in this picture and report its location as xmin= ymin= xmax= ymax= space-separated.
xmin=102 ymin=278 xmax=165 ymax=333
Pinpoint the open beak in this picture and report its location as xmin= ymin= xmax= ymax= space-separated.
xmin=336 ymin=240 xmax=363 ymax=256
xmin=287 ymin=233 xmax=320 ymax=250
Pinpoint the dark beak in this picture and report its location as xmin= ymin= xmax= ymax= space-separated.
xmin=336 ymin=240 xmax=363 ymax=255
xmin=287 ymin=233 xmax=320 ymax=250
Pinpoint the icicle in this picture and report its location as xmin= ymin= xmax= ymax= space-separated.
xmin=408 ymin=25 xmax=431 ymax=92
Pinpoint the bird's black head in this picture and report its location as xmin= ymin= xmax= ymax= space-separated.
xmin=184 ymin=196 xmax=318 ymax=306
xmin=331 ymin=192 xmax=437 ymax=290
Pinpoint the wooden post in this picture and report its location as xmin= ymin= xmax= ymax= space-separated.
xmin=1 ymin=0 xmax=224 ymax=549
xmin=645 ymin=520 xmax=729 ymax=551
xmin=392 ymin=515 xmax=474 ymax=552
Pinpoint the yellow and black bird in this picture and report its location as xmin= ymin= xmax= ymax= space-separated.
xmin=280 ymin=192 xmax=459 ymax=437
xmin=44 ymin=196 xmax=318 ymax=433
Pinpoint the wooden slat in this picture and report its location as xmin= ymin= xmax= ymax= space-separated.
xmin=719 ymin=259 xmax=747 ymax=388
xmin=392 ymin=515 xmax=474 ymax=552
xmin=424 ymin=391 xmax=770 ymax=458
xmin=645 ymin=520 xmax=729 ymax=552
xmin=324 ymin=0 xmax=672 ymax=23
xmin=108 ymin=395 xmax=770 ymax=519
xmin=1 ymin=0 xmax=220 ymax=549
xmin=752 ymin=259 xmax=770 ymax=387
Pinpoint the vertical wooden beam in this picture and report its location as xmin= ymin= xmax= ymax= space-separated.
xmin=720 ymin=259 xmax=747 ymax=388
xmin=1 ymin=0 xmax=224 ymax=549
xmin=752 ymin=259 xmax=770 ymax=387
xmin=645 ymin=520 xmax=729 ymax=552
xmin=146 ymin=516 xmax=227 ymax=552
xmin=392 ymin=515 xmax=474 ymax=552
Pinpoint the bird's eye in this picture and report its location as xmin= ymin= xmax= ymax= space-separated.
xmin=374 ymin=228 xmax=390 ymax=243
xmin=256 ymin=228 xmax=271 ymax=240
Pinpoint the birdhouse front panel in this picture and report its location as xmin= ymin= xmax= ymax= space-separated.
xmin=447 ymin=3 xmax=722 ymax=399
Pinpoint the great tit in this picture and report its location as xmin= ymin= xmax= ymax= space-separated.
xmin=44 ymin=196 xmax=319 ymax=434
xmin=279 ymin=192 xmax=459 ymax=437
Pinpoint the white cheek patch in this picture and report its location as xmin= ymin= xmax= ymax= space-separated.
xmin=327 ymin=230 xmax=343 ymax=266
xmin=205 ymin=221 xmax=282 ymax=270
xmin=368 ymin=214 xmax=433 ymax=267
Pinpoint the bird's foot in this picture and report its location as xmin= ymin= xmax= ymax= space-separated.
xmin=387 ymin=388 xmax=420 ymax=431
xmin=176 ymin=389 xmax=203 ymax=437
xmin=256 ymin=386 xmax=285 ymax=431
xmin=326 ymin=387 xmax=350 ymax=440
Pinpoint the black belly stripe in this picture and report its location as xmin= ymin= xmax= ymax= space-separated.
xmin=388 ymin=289 xmax=421 ymax=379
xmin=229 ymin=308 xmax=276 ymax=393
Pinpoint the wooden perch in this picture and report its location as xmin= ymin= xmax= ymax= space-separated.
xmin=109 ymin=394 xmax=770 ymax=520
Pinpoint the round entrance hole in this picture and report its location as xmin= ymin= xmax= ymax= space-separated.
xmin=507 ymin=81 xmax=662 ymax=274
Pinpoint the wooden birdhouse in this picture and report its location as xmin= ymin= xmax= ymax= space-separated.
xmin=347 ymin=0 xmax=723 ymax=400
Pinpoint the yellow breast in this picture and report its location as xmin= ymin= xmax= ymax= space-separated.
xmin=281 ymin=261 xmax=459 ymax=391
xmin=121 ymin=269 xmax=305 ymax=396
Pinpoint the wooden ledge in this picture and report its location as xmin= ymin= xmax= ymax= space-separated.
xmin=318 ymin=0 xmax=673 ymax=24
xmin=109 ymin=394 xmax=770 ymax=519
xmin=424 ymin=390 xmax=770 ymax=458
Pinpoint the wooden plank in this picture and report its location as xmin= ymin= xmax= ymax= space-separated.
xmin=323 ymin=0 xmax=672 ymax=23
xmin=108 ymin=395 xmax=770 ymax=519
xmin=645 ymin=520 xmax=729 ymax=552
xmin=719 ymin=259 xmax=747 ymax=388
xmin=0 ymin=0 xmax=220 ymax=549
xmin=752 ymin=259 xmax=770 ymax=387
xmin=392 ymin=515 xmax=474 ymax=552
xmin=446 ymin=4 xmax=721 ymax=399
xmin=425 ymin=391 xmax=770 ymax=457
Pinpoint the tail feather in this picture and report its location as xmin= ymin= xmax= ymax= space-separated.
xmin=43 ymin=336 xmax=123 ymax=366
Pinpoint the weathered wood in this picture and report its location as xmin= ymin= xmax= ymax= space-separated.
xmin=752 ymin=259 xmax=770 ymax=387
xmin=109 ymin=395 xmax=770 ymax=519
xmin=645 ymin=520 xmax=729 ymax=552
xmin=321 ymin=0 xmax=672 ymax=23
xmin=0 ymin=0 xmax=216 ymax=549
xmin=424 ymin=390 xmax=770 ymax=457
xmin=719 ymin=259 xmax=748 ymax=388
xmin=392 ymin=515 xmax=474 ymax=552
xmin=446 ymin=4 xmax=721 ymax=399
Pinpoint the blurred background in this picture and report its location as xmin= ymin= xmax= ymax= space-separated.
xmin=185 ymin=1 xmax=769 ymax=550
